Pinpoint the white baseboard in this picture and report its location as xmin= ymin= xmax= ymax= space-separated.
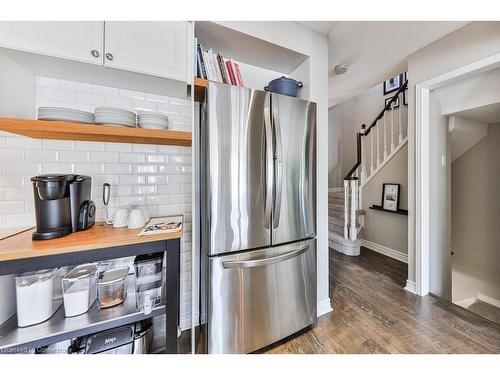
xmin=317 ymin=297 xmax=333 ymax=317
xmin=477 ymin=293 xmax=500 ymax=308
xmin=454 ymin=297 xmax=477 ymax=309
xmin=361 ymin=239 xmax=408 ymax=264
xmin=404 ymin=279 xmax=417 ymax=294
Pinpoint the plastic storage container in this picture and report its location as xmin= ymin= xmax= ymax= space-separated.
xmin=15 ymin=269 xmax=60 ymax=327
xmin=134 ymin=253 xmax=163 ymax=312
xmin=62 ymin=263 xmax=98 ymax=317
xmin=98 ymin=266 xmax=129 ymax=309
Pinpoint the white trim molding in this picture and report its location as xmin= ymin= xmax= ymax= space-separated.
xmin=317 ymin=297 xmax=333 ymax=317
xmin=361 ymin=240 xmax=408 ymax=263
xmin=404 ymin=280 xmax=417 ymax=294
xmin=477 ymin=293 xmax=500 ymax=309
xmin=412 ymin=52 xmax=500 ymax=297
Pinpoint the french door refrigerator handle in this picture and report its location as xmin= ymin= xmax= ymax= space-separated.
xmin=264 ymin=107 xmax=274 ymax=228
xmin=272 ymin=107 xmax=283 ymax=229
xmin=222 ymin=244 xmax=309 ymax=269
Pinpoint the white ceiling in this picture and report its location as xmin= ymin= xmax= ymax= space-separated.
xmin=296 ymin=21 xmax=336 ymax=36
xmin=300 ymin=21 xmax=470 ymax=107
xmin=451 ymin=102 xmax=500 ymax=124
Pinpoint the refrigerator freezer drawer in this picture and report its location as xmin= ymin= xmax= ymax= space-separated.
xmin=208 ymin=239 xmax=317 ymax=354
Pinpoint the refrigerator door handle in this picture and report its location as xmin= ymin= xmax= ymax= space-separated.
xmin=264 ymin=107 xmax=274 ymax=228
xmin=222 ymin=244 xmax=309 ymax=269
xmin=272 ymin=107 xmax=283 ymax=229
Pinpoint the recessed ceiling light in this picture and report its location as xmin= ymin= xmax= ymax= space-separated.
xmin=334 ymin=64 xmax=348 ymax=75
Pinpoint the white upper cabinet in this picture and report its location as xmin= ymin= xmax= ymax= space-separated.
xmin=0 ymin=21 xmax=104 ymax=65
xmin=104 ymin=22 xmax=189 ymax=81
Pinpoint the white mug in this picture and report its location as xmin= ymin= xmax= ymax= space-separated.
xmin=128 ymin=208 xmax=146 ymax=229
xmin=112 ymin=207 xmax=130 ymax=228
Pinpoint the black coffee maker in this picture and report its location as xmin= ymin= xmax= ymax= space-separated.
xmin=31 ymin=174 xmax=96 ymax=240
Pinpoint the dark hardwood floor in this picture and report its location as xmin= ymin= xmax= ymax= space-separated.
xmin=261 ymin=247 xmax=500 ymax=354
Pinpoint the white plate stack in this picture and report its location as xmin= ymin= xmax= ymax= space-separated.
xmin=94 ymin=107 xmax=137 ymax=127
xmin=137 ymin=110 xmax=169 ymax=130
xmin=37 ymin=107 xmax=94 ymax=124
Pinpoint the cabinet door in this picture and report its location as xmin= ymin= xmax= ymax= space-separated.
xmin=104 ymin=21 xmax=188 ymax=81
xmin=0 ymin=21 xmax=103 ymax=64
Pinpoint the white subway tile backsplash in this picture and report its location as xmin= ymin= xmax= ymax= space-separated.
xmin=119 ymin=88 xmax=145 ymax=100
xmin=0 ymin=201 xmax=25 ymax=214
xmin=104 ymin=163 xmax=132 ymax=174
xmin=104 ymin=96 xmax=133 ymax=109
xmin=25 ymin=150 xmax=59 ymax=162
xmin=42 ymin=140 xmax=75 ymax=151
xmin=75 ymin=141 xmax=106 ymax=152
xmin=119 ymin=175 xmax=145 ymax=185
xmin=6 ymin=137 xmax=42 ymax=150
xmin=59 ymin=150 xmax=90 ymax=162
xmin=105 ymin=143 xmax=133 ymax=152
xmin=5 ymin=162 xmax=41 ymax=175
xmin=41 ymin=87 xmax=75 ymax=102
xmin=2 ymin=75 xmax=193 ymax=330
xmin=91 ymin=84 xmax=119 ymax=96
xmin=36 ymin=76 xmax=59 ymax=88
xmin=90 ymin=151 xmax=119 ymax=163
xmin=75 ymin=91 xmax=105 ymax=106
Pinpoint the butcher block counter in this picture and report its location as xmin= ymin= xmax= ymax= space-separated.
xmin=0 ymin=223 xmax=182 ymax=354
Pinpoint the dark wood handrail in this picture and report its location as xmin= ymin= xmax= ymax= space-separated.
xmin=344 ymin=80 xmax=408 ymax=181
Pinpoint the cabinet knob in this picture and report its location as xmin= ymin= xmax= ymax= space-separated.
xmin=105 ymin=53 xmax=114 ymax=61
xmin=91 ymin=49 xmax=100 ymax=58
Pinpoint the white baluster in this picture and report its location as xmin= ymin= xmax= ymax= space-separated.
xmin=370 ymin=130 xmax=374 ymax=174
xmin=391 ymin=103 xmax=395 ymax=152
xmin=343 ymin=180 xmax=349 ymax=239
xmin=383 ymin=113 xmax=387 ymax=159
xmin=376 ymin=121 xmax=380 ymax=167
xmin=361 ymin=136 xmax=366 ymax=182
xmin=350 ymin=179 xmax=357 ymax=240
xmin=398 ymin=92 xmax=403 ymax=144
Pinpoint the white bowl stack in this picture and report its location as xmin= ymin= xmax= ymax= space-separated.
xmin=94 ymin=107 xmax=137 ymax=127
xmin=38 ymin=107 xmax=94 ymax=124
xmin=137 ymin=110 xmax=169 ymax=130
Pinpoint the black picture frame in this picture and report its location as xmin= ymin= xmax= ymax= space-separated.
xmin=383 ymin=74 xmax=403 ymax=95
xmin=385 ymin=96 xmax=400 ymax=110
xmin=381 ymin=183 xmax=400 ymax=212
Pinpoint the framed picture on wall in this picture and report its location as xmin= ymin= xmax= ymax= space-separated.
xmin=383 ymin=74 xmax=403 ymax=95
xmin=382 ymin=183 xmax=400 ymax=212
xmin=385 ymin=96 xmax=400 ymax=109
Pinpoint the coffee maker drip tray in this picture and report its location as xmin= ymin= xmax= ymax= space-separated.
xmin=32 ymin=226 xmax=73 ymax=241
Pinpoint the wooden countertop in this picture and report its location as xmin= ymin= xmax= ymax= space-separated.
xmin=0 ymin=223 xmax=183 ymax=263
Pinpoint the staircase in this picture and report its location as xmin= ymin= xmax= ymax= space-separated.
xmin=329 ymin=79 xmax=408 ymax=256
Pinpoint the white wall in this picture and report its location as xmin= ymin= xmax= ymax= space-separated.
xmin=361 ymin=144 xmax=408 ymax=255
xmin=216 ymin=21 xmax=331 ymax=315
xmin=451 ymin=124 xmax=500 ymax=304
xmin=407 ymin=21 xmax=500 ymax=286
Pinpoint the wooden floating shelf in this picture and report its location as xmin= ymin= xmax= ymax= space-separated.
xmin=369 ymin=205 xmax=408 ymax=216
xmin=0 ymin=117 xmax=192 ymax=146
xmin=194 ymin=77 xmax=208 ymax=102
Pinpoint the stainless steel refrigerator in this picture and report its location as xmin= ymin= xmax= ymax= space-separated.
xmin=198 ymin=81 xmax=317 ymax=354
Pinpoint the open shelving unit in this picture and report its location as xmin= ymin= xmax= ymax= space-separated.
xmin=0 ymin=117 xmax=192 ymax=146
xmin=0 ymin=276 xmax=166 ymax=352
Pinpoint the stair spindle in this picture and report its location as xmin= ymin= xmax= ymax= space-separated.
xmin=376 ymin=120 xmax=380 ymax=167
xmin=398 ymin=92 xmax=403 ymax=144
xmin=383 ymin=112 xmax=387 ymax=159
xmin=391 ymin=102 xmax=395 ymax=152
xmin=370 ymin=129 xmax=374 ymax=174
xmin=361 ymin=135 xmax=366 ymax=182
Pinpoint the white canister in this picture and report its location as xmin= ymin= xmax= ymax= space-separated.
xmin=15 ymin=269 xmax=56 ymax=327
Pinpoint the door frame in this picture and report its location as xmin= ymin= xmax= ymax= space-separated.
xmin=412 ymin=52 xmax=500 ymax=295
